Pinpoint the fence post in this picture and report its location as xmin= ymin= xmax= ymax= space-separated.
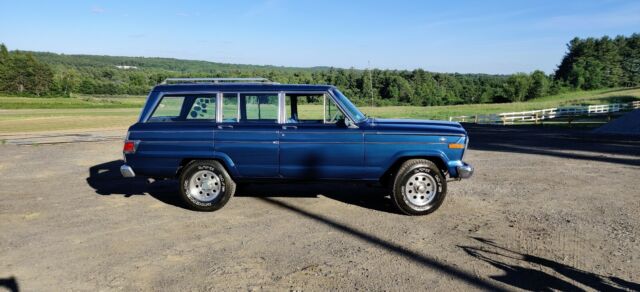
xmin=475 ymin=115 xmax=478 ymax=124
xmin=535 ymin=112 xmax=539 ymax=125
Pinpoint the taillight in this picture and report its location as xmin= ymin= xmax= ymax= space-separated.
xmin=123 ymin=140 xmax=138 ymax=154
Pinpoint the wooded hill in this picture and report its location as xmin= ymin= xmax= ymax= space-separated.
xmin=1 ymin=33 xmax=639 ymax=106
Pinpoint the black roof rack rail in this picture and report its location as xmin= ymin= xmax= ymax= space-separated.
xmin=160 ymin=78 xmax=279 ymax=85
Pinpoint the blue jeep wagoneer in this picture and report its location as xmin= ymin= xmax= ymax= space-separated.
xmin=121 ymin=78 xmax=473 ymax=215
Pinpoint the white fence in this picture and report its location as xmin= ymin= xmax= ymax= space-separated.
xmin=449 ymin=100 xmax=640 ymax=125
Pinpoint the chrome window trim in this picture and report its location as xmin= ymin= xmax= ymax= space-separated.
xmin=215 ymin=92 xmax=223 ymax=123
xmin=278 ymin=91 xmax=285 ymax=124
xmin=323 ymin=93 xmax=327 ymax=122
xmin=236 ymin=93 xmax=240 ymax=122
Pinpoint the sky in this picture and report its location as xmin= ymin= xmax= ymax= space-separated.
xmin=1 ymin=0 xmax=639 ymax=74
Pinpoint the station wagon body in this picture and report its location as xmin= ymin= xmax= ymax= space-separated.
xmin=121 ymin=78 xmax=473 ymax=215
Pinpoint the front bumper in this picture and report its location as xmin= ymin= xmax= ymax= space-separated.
xmin=120 ymin=164 xmax=136 ymax=178
xmin=456 ymin=162 xmax=474 ymax=179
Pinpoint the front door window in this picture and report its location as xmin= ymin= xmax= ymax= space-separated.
xmin=284 ymin=93 xmax=347 ymax=125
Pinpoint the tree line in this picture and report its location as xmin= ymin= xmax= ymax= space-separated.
xmin=555 ymin=34 xmax=640 ymax=89
xmin=1 ymin=33 xmax=638 ymax=106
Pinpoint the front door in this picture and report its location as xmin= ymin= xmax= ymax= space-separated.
xmin=278 ymin=93 xmax=364 ymax=179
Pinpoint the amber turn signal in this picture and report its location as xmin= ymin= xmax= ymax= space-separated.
xmin=448 ymin=143 xmax=465 ymax=149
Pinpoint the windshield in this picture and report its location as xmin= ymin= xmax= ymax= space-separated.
xmin=331 ymin=88 xmax=367 ymax=123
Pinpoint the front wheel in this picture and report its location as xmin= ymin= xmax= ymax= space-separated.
xmin=391 ymin=159 xmax=447 ymax=215
xmin=179 ymin=160 xmax=236 ymax=211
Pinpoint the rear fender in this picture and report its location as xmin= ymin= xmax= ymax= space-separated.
xmin=179 ymin=153 xmax=240 ymax=178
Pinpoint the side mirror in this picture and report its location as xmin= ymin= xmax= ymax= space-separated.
xmin=345 ymin=118 xmax=358 ymax=129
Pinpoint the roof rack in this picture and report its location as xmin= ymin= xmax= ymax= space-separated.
xmin=160 ymin=78 xmax=278 ymax=85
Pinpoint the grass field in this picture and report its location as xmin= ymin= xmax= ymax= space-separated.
xmin=1 ymin=88 xmax=639 ymax=133
xmin=360 ymin=87 xmax=640 ymax=120
xmin=0 ymin=94 xmax=145 ymax=109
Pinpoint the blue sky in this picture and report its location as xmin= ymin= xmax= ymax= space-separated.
xmin=1 ymin=0 xmax=639 ymax=74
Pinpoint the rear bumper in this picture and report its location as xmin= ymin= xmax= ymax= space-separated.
xmin=456 ymin=162 xmax=474 ymax=179
xmin=120 ymin=164 xmax=136 ymax=178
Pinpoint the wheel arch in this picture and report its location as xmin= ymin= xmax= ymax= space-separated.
xmin=177 ymin=153 xmax=239 ymax=178
xmin=379 ymin=155 xmax=448 ymax=187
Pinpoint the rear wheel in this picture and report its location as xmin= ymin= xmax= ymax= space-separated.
xmin=179 ymin=160 xmax=235 ymax=211
xmin=391 ymin=159 xmax=446 ymax=215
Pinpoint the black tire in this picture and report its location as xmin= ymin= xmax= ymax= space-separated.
xmin=391 ymin=159 xmax=447 ymax=215
xmin=179 ymin=160 xmax=236 ymax=212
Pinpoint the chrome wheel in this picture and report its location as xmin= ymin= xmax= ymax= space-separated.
xmin=404 ymin=172 xmax=437 ymax=209
xmin=188 ymin=170 xmax=222 ymax=202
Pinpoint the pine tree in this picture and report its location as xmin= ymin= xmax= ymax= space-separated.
xmin=527 ymin=70 xmax=549 ymax=99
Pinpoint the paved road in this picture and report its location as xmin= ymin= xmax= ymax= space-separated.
xmin=1 ymin=125 xmax=639 ymax=291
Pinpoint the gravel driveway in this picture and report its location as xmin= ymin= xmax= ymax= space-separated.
xmin=1 ymin=125 xmax=639 ymax=291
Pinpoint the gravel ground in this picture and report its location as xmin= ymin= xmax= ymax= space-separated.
xmin=1 ymin=125 xmax=639 ymax=291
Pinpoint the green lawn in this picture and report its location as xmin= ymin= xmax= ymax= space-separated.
xmin=0 ymin=94 xmax=146 ymax=109
xmin=1 ymin=88 xmax=639 ymax=133
xmin=360 ymin=88 xmax=640 ymax=120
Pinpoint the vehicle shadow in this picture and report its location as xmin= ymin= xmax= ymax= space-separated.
xmin=0 ymin=276 xmax=19 ymax=292
xmin=86 ymin=160 xmax=398 ymax=214
xmin=235 ymin=182 xmax=398 ymax=214
xmin=458 ymin=236 xmax=640 ymax=291
xmin=86 ymin=160 xmax=185 ymax=208
xmin=466 ymin=124 xmax=640 ymax=167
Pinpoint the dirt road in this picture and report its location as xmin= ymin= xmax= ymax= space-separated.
xmin=1 ymin=125 xmax=639 ymax=291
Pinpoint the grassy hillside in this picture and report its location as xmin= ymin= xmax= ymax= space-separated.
xmin=28 ymin=51 xmax=331 ymax=73
xmin=1 ymin=87 xmax=639 ymax=133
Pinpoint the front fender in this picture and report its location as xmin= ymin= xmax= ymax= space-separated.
xmin=376 ymin=149 xmax=451 ymax=178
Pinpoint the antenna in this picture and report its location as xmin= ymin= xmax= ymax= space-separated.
xmin=368 ymin=60 xmax=374 ymax=108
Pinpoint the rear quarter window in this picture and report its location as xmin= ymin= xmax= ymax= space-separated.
xmin=148 ymin=95 xmax=216 ymax=122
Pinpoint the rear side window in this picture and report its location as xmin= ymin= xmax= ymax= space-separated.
xmin=222 ymin=93 xmax=239 ymax=122
xmin=221 ymin=93 xmax=278 ymax=123
xmin=242 ymin=93 xmax=278 ymax=122
xmin=148 ymin=95 xmax=216 ymax=122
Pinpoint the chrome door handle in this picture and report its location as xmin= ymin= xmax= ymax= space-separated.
xmin=217 ymin=125 xmax=233 ymax=129
xmin=282 ymin=125 xmax=297 ymax=130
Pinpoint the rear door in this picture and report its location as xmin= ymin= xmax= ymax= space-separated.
xmin=214 ymin=92 xmax=280 ymax=178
